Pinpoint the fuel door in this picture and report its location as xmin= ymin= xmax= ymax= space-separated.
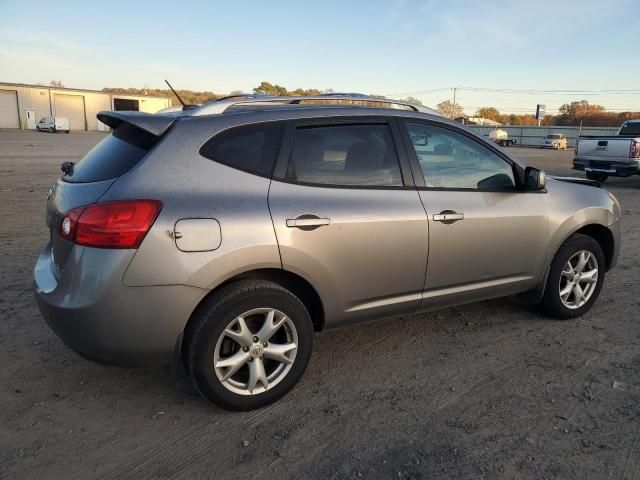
xmin=173 ymin=218 xmax=221 ymax=252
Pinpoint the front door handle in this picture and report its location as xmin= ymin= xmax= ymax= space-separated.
xmin=433 ymin=211 xmax=464 ymax=222
xmin=286 ymin=217 xmax=331 ymax=228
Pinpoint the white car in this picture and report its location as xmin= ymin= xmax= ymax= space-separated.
xmin=36 ymin=116 xmax=70 ymax=133
xmin=541 ymin=134 xmax=567 ymax=149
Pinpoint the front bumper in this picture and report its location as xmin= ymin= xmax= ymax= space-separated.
xmin=33 ymin=243 xmax=206 ymax=365
xmin=573 ymin=159 xmax=639 ymax=177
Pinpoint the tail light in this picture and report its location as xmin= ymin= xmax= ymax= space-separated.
xmin=60 ymin=200 xmax=162 ymax=249
xmin=630 ymin=141 xmax=640 ymax=159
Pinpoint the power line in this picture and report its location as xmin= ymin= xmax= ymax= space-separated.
xmin=385 ymin=86 xmax=640 ymax=97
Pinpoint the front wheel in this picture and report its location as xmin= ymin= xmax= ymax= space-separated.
xmin=586 ymin=171 xmax=608 ymax=183
xmin=540 ymin=234 xmax=605 ymax=319
xmin=184 ymin=280 xmax=314 ymax=411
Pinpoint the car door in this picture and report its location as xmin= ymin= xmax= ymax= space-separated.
xmin=268 ymin=118 xmax=429 ymax=328
xmin=400 ymin=120 xmax=549 ymax=309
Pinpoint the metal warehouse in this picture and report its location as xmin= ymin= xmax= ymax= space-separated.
xmin=0 ymin=82 xmax=171 ymax=131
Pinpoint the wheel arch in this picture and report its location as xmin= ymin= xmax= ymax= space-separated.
xmin=182 ymin=268 xmax=326 ymax=353
xmin=574 ymin=223 xmax=615 ymax=271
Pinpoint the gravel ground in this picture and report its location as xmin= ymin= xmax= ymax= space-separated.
xmin=1 ymin=131 xmax=639 ymax=480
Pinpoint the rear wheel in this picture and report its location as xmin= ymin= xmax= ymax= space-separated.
xmin=586 ymin=171 xmax=608 ymax=183
xmin=184 ymin=280 xmax=314 ymax=411
xmin=540 ymin=234 xmax=605 ymax=319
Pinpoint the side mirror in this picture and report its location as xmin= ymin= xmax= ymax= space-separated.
xmin=525 ymin=166 xmax=546 ymax=191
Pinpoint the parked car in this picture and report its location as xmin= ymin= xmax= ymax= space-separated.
xmin=541 ymin=133 xmax=567 ymax=149
xmin=573 ymin=120 xmax=640 ymax=182
xmin=36 ymin=116 xmax=70 ymax=133
xmin=33 ymin=94 xmax=621 ymax=411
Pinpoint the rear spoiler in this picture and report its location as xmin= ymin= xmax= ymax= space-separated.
xmin=549 ymin=176 xmax=601 ymax=188
xmin=96 ymin=111 xmax=177 ymax=137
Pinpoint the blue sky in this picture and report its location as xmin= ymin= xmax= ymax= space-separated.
xmin=0 ymin=0 xmax=636 ymax=114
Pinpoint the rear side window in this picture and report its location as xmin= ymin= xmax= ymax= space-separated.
xmin=619 ymin=122 xmax=640 ymax=136
xmin=286 ymin=124 xmax=403 ymax=187
xmin=63 ymin=124 xmax=156 ymax=183
xmin=200 ymin=123 xmax=283 ymax=177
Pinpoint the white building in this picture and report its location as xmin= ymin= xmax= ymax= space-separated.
xmin=0 ymin=82 xmax=171 ymax=131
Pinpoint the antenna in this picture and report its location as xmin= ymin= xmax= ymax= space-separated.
xmin=165 ymin=79 xmax=185 ymax=107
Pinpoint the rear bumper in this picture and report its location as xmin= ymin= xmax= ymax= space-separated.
xmin=33 ymin=243 xmax=206 ymax=365
xmin=573 ymin=159 xmax=639 ymax=177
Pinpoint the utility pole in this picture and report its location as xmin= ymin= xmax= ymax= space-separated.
xmin=451 ymin=87 xmax=457 ymax=118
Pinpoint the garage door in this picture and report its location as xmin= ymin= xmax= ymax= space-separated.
xmin=0 ymin=90 xmax=20 ymax=129
xmin=54 ymin=94 xmax=86 ymax=131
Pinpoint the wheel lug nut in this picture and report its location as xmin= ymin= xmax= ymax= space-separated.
xmin=242 ymin=346 xmax=249 ymax=352
xmin=263 ymin=342 xmax=268 ymax=347
xmin=253 ymin=336 xmax=259 ymax=343
xmin=248 ymin=357 xmax=253 ymax=362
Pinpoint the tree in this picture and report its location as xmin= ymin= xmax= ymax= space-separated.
xmin=402 ymin=96 xmax=423 ymax=105
xmin=476 ymin=107 xmax=501 ymax=122
xmin=436 ymin=100 xmax=464 ymax=118
xmin=50 ymin=80 xmax=64 ymax=88
xmin=253 ymin=81 xmax=289 ymax=96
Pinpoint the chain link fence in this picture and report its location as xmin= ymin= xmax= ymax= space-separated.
xmin=467 ymin=125 xmax=619 ymax=148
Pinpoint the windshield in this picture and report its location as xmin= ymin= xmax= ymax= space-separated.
xmin=619 ymin=122 xmax=640 ymax=136
xmin=546 ymin=134 xmax=562 ymax=139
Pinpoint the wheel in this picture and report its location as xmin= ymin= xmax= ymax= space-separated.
xmin=586 ymin=171 xmax=608 ymax=183
xmin=52 ymin=127 xmax=57 ymax=133
xmin=184 ymin=280 xmax=314 ymax=411
xmin=65 ymin=130 xmax=70 ymax=134
xmin=540 ymin=234 xmax=605 ymax=319
xmin=36 ymin=126 xmax=40 ymax=132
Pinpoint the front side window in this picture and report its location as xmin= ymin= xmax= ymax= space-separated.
xmin=200 ymin=123 xmax=283 ymax=177
xmin=286 ymin=123 xmax=402 ymax=187
xmin=405 ymin=122 xmax=516 ymax=190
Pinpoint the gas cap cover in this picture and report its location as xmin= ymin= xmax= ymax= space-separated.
xmin=174 ymin=218 xmax=221 ymax=252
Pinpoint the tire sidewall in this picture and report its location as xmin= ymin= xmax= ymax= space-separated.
xmin=189 ymin=287 xmax=313 ymax=411
xmin=545 ymin=235 xmax=606 ymax=319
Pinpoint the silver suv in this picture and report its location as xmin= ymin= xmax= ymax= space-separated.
xmin=34 ymin=94 xmax=621 ymax=410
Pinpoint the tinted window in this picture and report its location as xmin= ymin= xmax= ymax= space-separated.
xmin=406 ymin=122 xmax=515 ymax=190
xmin=286 ymin=124 xmax=402 ymax=187
xmin=619 ymin=122 xmax=640 ymax=136
xmin=63 ymin=124 xmax=156 ymax=183
xmin=200 ymin=123 xmax=283 ymax=177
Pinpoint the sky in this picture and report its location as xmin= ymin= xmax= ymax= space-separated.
xmin=0 ymin=0 xmax=637 ymax=115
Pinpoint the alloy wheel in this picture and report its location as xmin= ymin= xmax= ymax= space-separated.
xmin=213 ymin=308 xmax=298 ymax=395
xmin=558 ymin=250 xmax=599 ymax=309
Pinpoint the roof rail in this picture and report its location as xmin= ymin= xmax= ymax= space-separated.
xmin=189 ymin=94 xmax=440 ymax=116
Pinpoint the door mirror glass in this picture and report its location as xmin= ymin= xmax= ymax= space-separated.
xmin=525 ymin=166 xmax=546 ymax=190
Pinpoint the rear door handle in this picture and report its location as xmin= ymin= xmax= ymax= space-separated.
xmin=433 ymin=212 xmax=464 ymax=222
xmin=286 ymin=217 xmax=331 ymax=228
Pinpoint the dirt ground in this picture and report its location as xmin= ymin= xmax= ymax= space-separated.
xmin=1 ymin=131 xmax=639 ymax=480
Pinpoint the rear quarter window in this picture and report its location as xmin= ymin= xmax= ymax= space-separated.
xmin=63 ymin=124 xmax=156 ymax=183
xmin=199 ymin=123 xmax=283 ymax=177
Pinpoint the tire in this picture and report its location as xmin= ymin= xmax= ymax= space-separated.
xmin=184 ymin=280 xmax=314 ymax=411
xmin=65 ymin=130 xmax=70 ymax=134
xmin=36 ymin=126 xmax=40 ymax=132
xmin=586 ymin=171 xmax=608 ymax=183
xmin=540 ymin=233 xmax=606 ymax=319
xmin=52 ymin=127 xmax=57 ymax=133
